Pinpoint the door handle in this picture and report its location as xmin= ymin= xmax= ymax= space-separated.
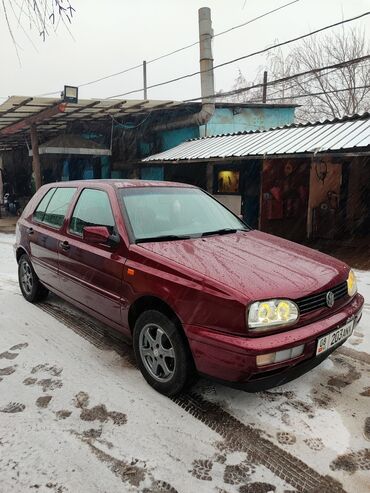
xmin=27 ymin=227 xmax=34 ymax=235
xmin=59 ymin=240 xmax=70 ymax=251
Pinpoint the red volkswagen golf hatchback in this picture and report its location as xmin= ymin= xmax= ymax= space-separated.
xmin=15 ymin=180 xmax=364 ymax=396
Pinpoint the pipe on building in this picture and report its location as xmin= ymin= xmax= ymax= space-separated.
xmin=151 ymin=7 xmax=215 ymax=133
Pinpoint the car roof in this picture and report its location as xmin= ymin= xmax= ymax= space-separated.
xmin=44 ymin=179 xmax=196 ymax=189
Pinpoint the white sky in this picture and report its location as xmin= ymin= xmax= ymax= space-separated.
xmin=0 ymin=0 xmax=369 ymax=103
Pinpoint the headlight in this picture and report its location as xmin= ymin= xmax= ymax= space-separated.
xmin=347 ymin=270 xmax=357 ymax=297
xmin=248 ymin=299 xmax=299 ymax=331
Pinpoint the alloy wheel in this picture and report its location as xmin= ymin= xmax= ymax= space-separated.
xmin=20 ymin=260 xmax=33 ymax=296
xmin=139 ymin=323 xmax=176 ymax=383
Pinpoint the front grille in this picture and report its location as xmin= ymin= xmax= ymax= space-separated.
xmin=296 ymin=281 xmax=348 ymax=315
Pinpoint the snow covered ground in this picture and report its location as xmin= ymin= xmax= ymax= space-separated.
xmin=0 ymin=233 xmax=369 ymax=493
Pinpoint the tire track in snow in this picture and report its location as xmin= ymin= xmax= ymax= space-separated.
xmin=38 ymin=301 xmax=136 ymax=366
xmin=173 ymin=393 xmax=345 ymax=493
xmin=38 ymin=299 xmax=347 ymax=493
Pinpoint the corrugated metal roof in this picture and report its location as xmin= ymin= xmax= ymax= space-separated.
xmin=143 ymin=112 xmax=370 ymax=162
xmin=0 ymin=96 xmax=296 ymax=151
xmin=0 ymin=96 xmax=187 ymax=151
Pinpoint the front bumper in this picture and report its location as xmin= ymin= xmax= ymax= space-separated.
xmin=185 ymin=293 xmax=364 ymax=391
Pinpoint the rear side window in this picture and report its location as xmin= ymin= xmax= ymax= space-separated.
xmin=70 ymin=188 xmax=115 ymax=236
xmin=42 ymin=187 xmax=77 ymax=228
xmin=33 ymin=188 xmax=55 ymax=222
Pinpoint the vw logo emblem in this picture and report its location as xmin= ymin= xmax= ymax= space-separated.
xmin=326 ymin=291 xmax=335 ymax=308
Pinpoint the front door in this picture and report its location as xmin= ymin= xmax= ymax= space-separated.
xmin=58 ymin=187 xmax=124 ymax=327
xmin=260 ymin=159 xmax=310 ymax=241
xmin=241 ymin=161 xmax=261 ymax=228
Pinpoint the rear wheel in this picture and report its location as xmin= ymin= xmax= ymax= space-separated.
xmin=18 ymin=254 xmax=49 ymax=303
xmin=133 ymin=310 xmax=193 ymax=396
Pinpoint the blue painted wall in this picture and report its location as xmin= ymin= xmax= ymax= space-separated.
xmin=149 ymin=106 xmax=295 ymax=154
xmin=199 ymin=106 xmax=295 ymax=137
xmin=83 ymin=132 xmax=111 ymax=178
xmin=138 ymin=127 xmax=199 ymax=158
xmin=116 ymin=106 xmax=295 ymax=161
xmin=66 ymin=105 xmax=295 ymax=181
xmin=141 ymin=167 xmax=164 ymax=180
xmin=161 ymin=126 xmax=200 ymax=151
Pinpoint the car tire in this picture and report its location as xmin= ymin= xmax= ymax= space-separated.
xmin=18 ymin=254 xmax=49 ymax=303
xmin=133 ymin=310 xmax=194 ymax=396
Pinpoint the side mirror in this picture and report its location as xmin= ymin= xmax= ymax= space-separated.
xmin=83 ymin=226 xmax=119 ymax=246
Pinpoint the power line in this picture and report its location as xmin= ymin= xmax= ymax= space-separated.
xmin=214 ymin=1 xmax=300 ymax=40
xmin=256 ymin=84 xmax=370 ymax=102
xmin=105 ymin=10 xmax=370 ymax=100
xmin=247 ymin=61 xmax=370 ymax=101
xmin=77 ymin=63 xmax=143 ymax=90
xmin=109 ymin=110 xmax=153 ymax=129
xmin=36 ymin=0 xmax=300 ymax=96
xmin=81 ymin=0 xmax=300 ymax=89
xmin=186 ymin=55 xmax=370 ymax=102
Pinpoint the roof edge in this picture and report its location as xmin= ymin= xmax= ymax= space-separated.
xmin=183 ymin=111 xmax=370 ymax=142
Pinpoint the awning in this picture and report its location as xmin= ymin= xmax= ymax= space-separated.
xmin=0 ymin=95 xmax=297 ymax=151
xmin=0 ymin=96 xmax=186 ymax=151
xmin=28 ymin=134 xmax=111 ymax=156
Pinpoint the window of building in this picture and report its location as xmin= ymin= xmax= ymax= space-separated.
xmin=216 ymin=169 xmax=240 ymax=194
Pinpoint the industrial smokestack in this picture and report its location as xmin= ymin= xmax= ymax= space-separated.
xmin=199 ymin=7 xmax=215 ymax=105
xmin=151 ymin=7 xmax=215 ymax=132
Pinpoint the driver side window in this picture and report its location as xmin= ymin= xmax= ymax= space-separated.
xmin=70 ymin=188 xmax=115 ymax=236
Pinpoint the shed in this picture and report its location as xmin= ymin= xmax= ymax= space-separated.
xmin=142 ymin=113 xmax=370 ymax=242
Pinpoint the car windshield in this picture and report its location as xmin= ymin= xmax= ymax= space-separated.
xmin=119 ymin=186 xmax=249 ymax=242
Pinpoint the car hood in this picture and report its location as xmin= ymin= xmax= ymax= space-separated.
xmin=138 ymin=230 xmax=348 ymax=300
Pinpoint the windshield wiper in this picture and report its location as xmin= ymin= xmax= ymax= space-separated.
xmin=136 ymin=228 xmax=248 ymax=243
xmin=136 ymin=234 xmax=193 ymax=243
xmin=201 ymin=228 xmax=246 ymax=237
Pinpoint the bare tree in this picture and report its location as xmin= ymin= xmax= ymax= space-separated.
xmin=229 ymin=27 xmax=370 ymax=122
xmin=2 ymin=0 xmax=75 ymax=59
xmin=217 ymin=68 xmax=265 ymax=104
xmin=228 ymin=69 xmax=263 ymax=103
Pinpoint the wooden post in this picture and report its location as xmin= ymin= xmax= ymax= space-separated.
xmin=206 ymin=162 xmax=213 ymax=193
xmin=262 ymin=71 xmax=268 ymax=103
xmin=0 ymin=155 xmax=3 ymax=218
xmin=30 ymin=124 xmax=42 ymax=191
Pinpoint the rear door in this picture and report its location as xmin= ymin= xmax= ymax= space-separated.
xmin=58 ymin=187 xmax=124 ymax=326
xmin=29 ymin=186 xmax=77 ymax=291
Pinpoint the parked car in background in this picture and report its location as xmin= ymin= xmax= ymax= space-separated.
xmin=4 ymin=192 xmax=20 ymax=216
xmin=14 ymin=180 xmax=364 ymax=396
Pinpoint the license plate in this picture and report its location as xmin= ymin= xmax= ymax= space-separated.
xmin=316 ymin=321 xmax=354 ymax=356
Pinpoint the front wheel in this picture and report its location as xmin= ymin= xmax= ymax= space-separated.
xmin=18 ymin=254 xmax=49 ymax=303
xmin=133 ymin=310 xmax=193 ymax=396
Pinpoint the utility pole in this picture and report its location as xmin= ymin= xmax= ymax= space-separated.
xmin=30 ymin=124 xmax=42 ymax=191
xmin=262 ymin=71 xmax=268 ymax=103
xmin=143 ymin=60 xmax=148 ymax=99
